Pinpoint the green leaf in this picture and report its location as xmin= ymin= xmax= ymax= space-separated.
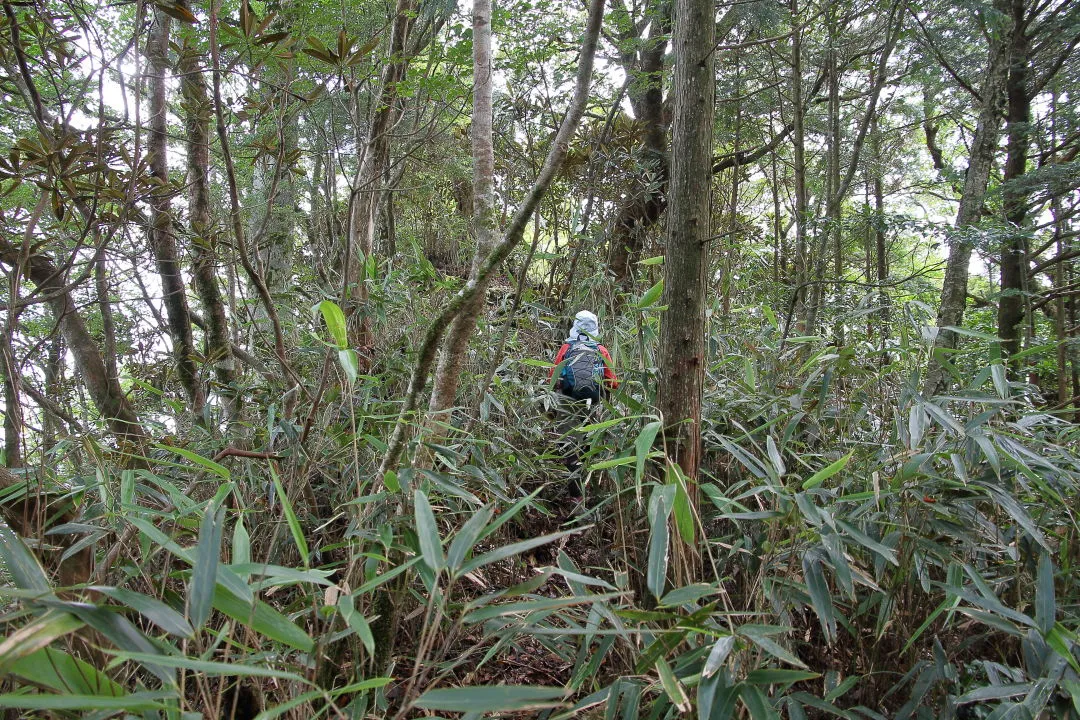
xmin=383 ymin=469 xmax=401 ymax=492
xmin=233 ymin=516 xmax=251 ymax=569
xmin=52 ymin=601 xmax=174 ymax=686
xmin=740 ymin=683 xmax=780 ymax=719
xmin=8 ymin=647 xmax=124 ymax=696
xmin=1045 ymin=623 xmax=1080 ymax=674
xmin=660 ymin=583 xmax=717 ymax=608
xmin=0 ymin=610 xmax=84 ymax=673
xmin=647 ymin=485 xmax=674 ymax=600
xmin=667 ymin=463 xmax=695 ymax=546
xmin=738 ymin=625 xmax=808 ymax=670
xmin=212 ymin=587 xmax=313 ymax=652
xmin=588 ymin=454 xmax=639 ymax=471
xmin=0 ymin=692 xmax=169 ymax=712
xmin=744 ymin=669 xmax=820 ymax=685
xmin=766 ymin=436 xmax=785 ymax=478
xmin=98 ymin=587 xmax=193 ymax=638
xmin=956 ymin=684 xmax=1033 ymax=704
xmin=698 ymin=671 xmax=740 ymax=720
xmin=337 ymin=593 xmax=375 ymax=657
xmin=156 ymin=444 xmax=230 ymax=479
xmin=802 ymin=552 xmax=836 ymax=644
xmin=413 ymin=686 xmax=567 ymax=712
xmin=635 ymin=421 xmax=662 ymax=486
xmin=0 ymin=525 xmax=50 ymax=593
xmin=703 ymin=635 xmax=736 ymax=678
xmin=459 ymin=529 xmax=578 ymax=575
xmin=656 ymin=657 xmax=690 ymax=712
xmin=317 ymin=299 xmax=348 ymax=348
xmin=634 ymin=279 xmax=664 ymax=308
xmin=1036 ymin=552 xmax=1055 ymax=636
xmin=338 ymin=348 xmax=359 ymax=383
xmin=448 ymin=507 xmax=493 ymax=572
xmin=107 ymin=651 xmax=308 ymax=682
xmin=190 ymin=499 xmax=226 ymax=631
xmin=271 ymin=465 xmax=309 ymax=567
xmin=637 ymin=255 xmax=664 ymax=265
xmin=414 ymin=490 xmax=444 ymax=573
xmin=254 ymin=678 xmax=392 ymax=720
xmin=801 ymin=452 xmax=852 ymax=490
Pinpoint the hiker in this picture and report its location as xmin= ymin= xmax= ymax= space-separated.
xmin=548 ymin=310 xmax=619 ymax=500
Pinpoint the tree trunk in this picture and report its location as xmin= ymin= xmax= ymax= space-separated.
xmin=997 ymin=0 xmax=1032 ymax=366
xmin=1 ymin=319 xmax=21 ymax=468
xmin=790 ymin=0 xmax=810 ymax=329
xmin=657 ymin=0 xmax=713 ymax=583
xmin=924 ymin=5 xmax=1010 ymax=395
xmin=422 ymin=0 xmax=497 ymax=442
xmin=146 ymin=10 xmax=205 ymax=419
xmin=0 ymin=248 xmax=148 ymax=454
xmin=344 ymin=0 xmax=417 ymax=347
xmin=606 ymin=1 xmax=671 ymax=285
xmin=179 ymin=40 xmax=237 ymax=423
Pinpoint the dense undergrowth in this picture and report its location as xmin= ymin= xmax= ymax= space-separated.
xmin=1 ymin=269 xmax=1078 ymax=720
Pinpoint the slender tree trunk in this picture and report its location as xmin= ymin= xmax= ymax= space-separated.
xmin=1 ymin=319 xmax=21 ymax=468
xmin=924 ymin=5 xmax=1010 ymax=395
xmin=790 ymin=0 xmax=809 ymax=329
xmin=0 ymin=248 xmax=148 ymax=453
xmin=146 ymin=11 xmax=205 ymax=419
xmin=95 ymin=254 xmax=118 ymax=386
xmin=606 ymin=0 xmax=671 ymax=284
xmin=423 ymin=0 xmax=497 ymax=442
xmin=721 ymin=52 xmax=742 ymax=317
xmin=997 ymin=0 xmax=1032 ymax=366
xmin=179 ymin=42 xmax=237 ymax=423
xmin=42 ymin=337 xmax=61 ymax=454
xmin=874 ymin=142 xmax=889 ymax=364
xmin=658 ymin=0 xmax=713 ymax=583
xmin=344 ymin=0 xmax=417 ymax=347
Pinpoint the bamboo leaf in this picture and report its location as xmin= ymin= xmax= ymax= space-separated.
xmin=271 ymin=465 xmax=309 ymax=566
xmin=413 ymin=686 xmax=567 ymax=712
xmin=448 ymin=507 xmax=493 ymax=572
xmin=156 ymin=444 xmax=230 ymax=479
xmin=656 ymin=657 xmax=691 ymax=712
xmin=635 ymin=421 xmax=662 ymax=486
xmin=801 ymin=451 xmax=852 ymax=490
xmin=647 ymin=485 xmax=674 ymax=600
xmin=190 ymin=499 xmax=225 ymax=630
xmin=1036 ymin=552 xmax=1055 ymax=636
xmin=0 ymin=525 xmax=50 ymax=593
xmin=460 ymin=529 xmax=578 ymax=575
xmin=97 ymin=587 xmax=193 ymax=638
xmin=317 ymin=299 xmax=348 ymax=348
xmin=0 ymin=610 xmax=84 ymax=673
xmin=414 ymin=490 xmax=445 ymax=573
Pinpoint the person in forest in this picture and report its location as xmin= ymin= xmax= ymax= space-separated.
xmin=548 ymin=310 xmax=619 ymax=501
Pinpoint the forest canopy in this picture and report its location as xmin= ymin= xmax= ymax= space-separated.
xmin=0 ymin=0 xmax=1078 ymax=716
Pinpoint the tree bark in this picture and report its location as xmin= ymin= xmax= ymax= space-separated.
xmin=998 ymin=0 xmax=1032 ymax=365
xmin=0 ymin=247 xmax=148 ymax=454
xmin=1 ymin=319 xmax=21 ymax=468
xmin=179 ymin=40 xmax=237 ymax=423
xmin=790 ymin=0 xmax=810 ymax=328
xmin=657 ymin=0 xmax=714 ymax=582
xmin=146 ymin=11 xmax=205 ymax=419
xmin=606 ymin=0 xmax=671 ymax=284
xmin=924 ymin=3 xmax=1010 ymax=395
xmin=344 ymin=0 xmax=417 ymax=347
xmin=422 ymin=0 xmax=497 ymax=441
